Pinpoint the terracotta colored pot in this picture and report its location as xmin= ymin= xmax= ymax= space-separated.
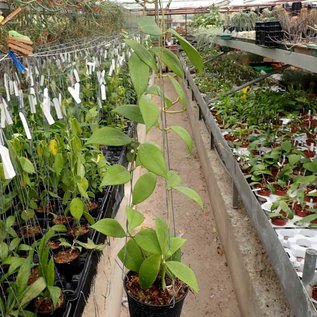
xmin=303 ymin=150 xmax=315 ymax=158
xmin=257 ymin=188 xmax=271 ymax=197
xmin=271 ymin=217 xmax=288 ymax=226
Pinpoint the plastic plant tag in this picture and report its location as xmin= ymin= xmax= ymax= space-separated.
xmin=1 ymin=104 xmax=5 ymax=128
xmin=53 ymin=97 xmax=63 ymax=119
xmin=101 ymin=84 xmax=106 ymax=101
xmin=75 ymin=82 xmax=80 ymax=99
xmin=40 ymin=102 xmax=55 ymax=125
xmin=0 ymin=145 xmax=16 ymax=179
xmin=9 ymin=80 xmax=14 ymax=96
xmin=104 ymin=50 xmax=108 ymax=59
xmin=40 ymin=75 xmax=44 ymax=87
xmin=19 ymin=112 xmax=32 ymax=139
xmin=108 ymin=65 xmax=113 ymax=77
xmin=14 ymin=81 xmax=19 ymax=97
xmin=68 ymin=86 xmax=81 ymax=104
xmin=73 ymin=69 xmax=80 ymax=83
xmin=3 ymin=99 xmax=13 ymax=125
xmin=28 ymin=94 xmax=36 ymax=114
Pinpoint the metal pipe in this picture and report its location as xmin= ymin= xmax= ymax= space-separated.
xmin=303 ymin=249 xmax=317 ymax=286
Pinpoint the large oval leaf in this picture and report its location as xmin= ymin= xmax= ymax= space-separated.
xmin=70 ymin=198 xmax=84 ymax=222
xmin=132 ymin=172 xmax=157 ymax=205
xmin=101 ymin=165 xmax=131 ymax=187
xmin=91 ymin=219 xmax=126 ymax=238
xmin=113 ymin=105 xmax=144 ymax=124
xmin=170 ymin=125 xmax=193 ymax=153
xmin=125 ymin=39 xmax=157 ymax=72
xmin=138 ymin=143 xmax=167 ymax=178
xmin=118 ymin=239 xmax=144 ymax=272
xmin=168 ymin=28 xmax=204 ymax=73
xmin=126 ymin=206 xmax=145 ymax=232
xmin=138 ymin=16 xmax=163 ymax=36
xmin=134 ymin=228 xmax=161 ymax=254
xmin=139 ymin=254 xmax=161 ymax=289
xmin=166 ymin=261 xmax=199 ymax=293
xmin=20 ymin=277 xmax=47 ymax=306
xmin=167 ymin=75 xmax=186 ymax=108
xmin=129 ymin=52 xmax=149 ymax=98
xmin=139 ymin=95 xmax=160 ymax=133
xmin=86 ymin=127 xmax=132 ymax=146
xmin=152 ymin=47 xmax=183 ymax=78
xmin=155 ymin=218 xmax=169 ymax=257
xmin=19 ymin=157 xmax=35 ymax=174
xmin=174 ymin=186 xmax=203 ymax=208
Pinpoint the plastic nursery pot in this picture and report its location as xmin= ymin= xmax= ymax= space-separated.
xmin=67 ymin=224 xmax=90 ymax=242
xmin=19 ymin=225 xmax=42 ymax=244
xmin=312 ymin=286 xmax=317 ymax=301
xmin=85 ymin=200 xmax=100 ymax=217
xmin=51 ymin=215 xmax=73 ymax=226
xmin=294 ymin=206 xmax=311 ymax=218
xmin=54 ymin=248 xmax=81 ymax=277
xmin=303 ymin=150 xmax=316 ymax=158
xmin=271 ymin=216 xmax=288 ymax=226
xmin=124 ymin=272 xmax=189 ymax=317
xmin=34 ymin=293 xmax=65 ymax=317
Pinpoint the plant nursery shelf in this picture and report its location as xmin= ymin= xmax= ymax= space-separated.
xmin=181 ymin=56 xmax=317 ymax=317
xmin=214 ymin=38 xmax=317 ymax=74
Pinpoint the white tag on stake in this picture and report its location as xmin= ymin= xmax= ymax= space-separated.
xmin=101 ymin=84 xmax=106 ymax=101
xmin=0 ymin=145 xmax=16 ymax=180
xmin=19 ymin=112 xmax=32 ymax=139
xmin=53 ymin=97 xmax=63 ymax=119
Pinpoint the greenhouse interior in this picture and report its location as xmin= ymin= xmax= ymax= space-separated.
xmin=2 ymin=0 xmax=317 ymax=316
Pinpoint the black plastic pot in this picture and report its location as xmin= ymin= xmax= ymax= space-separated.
xmin=54 ymin=249 xmax=81 ymax=280
xmin=124 ymin=273 xmax=189 ymax=317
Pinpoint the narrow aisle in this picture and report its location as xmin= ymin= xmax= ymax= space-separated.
xmin=120 ymin=77 xmax=241 ymax=317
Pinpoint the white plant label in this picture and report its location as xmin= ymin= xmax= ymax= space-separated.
xmin=19 ymin=112 xmax=32 ymax=139
xmin=28 ymin=94 xmax=36 ymax=114
xmin=3 ymin=99 xmax=12 ymax=125
xmin=101 ymin=84 xmax=106 ymax=101
xmin=13 ymin=81 xmax=19 ymax=97
xmin=0 ymin=103 xmax=5 ymax=128
xmin=53 ymin=97 xmax=63 ymax=119
xmin=0 ymin=145 xmax=16 ymax=179
xmin=40 ymin=75 xmax=45 ymax=87
xmin=73 ymin=69 xmax=80 ymax=83
xmin=68 ymin=86 xmax=81 ymax=104
xmin=9 ymin=80 xmax=14 ymax=96
xmin=41 ymin=102 xmax=55 ymax=125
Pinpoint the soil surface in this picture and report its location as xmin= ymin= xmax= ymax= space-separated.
xmin=119 ymin=78 xmax=240 ymax=317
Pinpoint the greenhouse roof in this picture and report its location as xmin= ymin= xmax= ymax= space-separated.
xmin=113 ymin=0 xmax=245 ymax=10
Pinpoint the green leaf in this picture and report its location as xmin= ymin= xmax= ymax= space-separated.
xmin=91 ymin=219 xmax=126 ymax=238
xmin=21 ymin=209 xmax=35 ymax=222
xmin=132 ymin=172 xmax=157 ymax=205
xmin=101 ymin=165 xmax=131 ymax=187
xmin=53 ymin=153 xmax=64 ymax=176
xmin=129 ymin=52 xmax=150 ymax=98
xmin=70 ymin=198 xmax=84 ymax=221
xmin=304 ymin=159 xmax=317 ymax=173
xmin=49 ymin=224 xmax=67 ymax=233
xmin=155 ymin=218 xmax=169 ymax=256
xmin=174 ymin=186 xmax=203 ymax=208
xmin=47 ymin=286 xmax=62 ymax=310
xmin=46 ymin=257 xmax=55 ymax=287
xmin=168 ymin=28 xmax=204 ymax=73
xmin=5 ymin=256 xmax=25 ymax=275
xmin=126 ymin=206 xmax=145 ymax=232
xmin=138 ymin=16 xmax=163 ymax=36
xmin=139 ymin=95 xmax=160 ymax=132
xmin=19 ymin=157 xmax=35 ymax=174
xmin=280 ymin=141 xmax=292 ymax=153
xmin=125 ymin=39 xmax=157 ymax=72
xmin=288 ymin=154 xmax=301 ymax=166
xmin=138 ymin=143 xmax=167 ymax=177
xmin=17 ymin=255 xmax=32 ymax=295
xmin=167 ymin=237 xmax=186 ymax=258
xmin=0 ymin=243 xmax=8 ymax=261
xmin=146 ymin=85 xmax=172 ymax=108
xmin=9 ymin=237 xmax=21 ymax=252
xmin=20 ymin=277 xmax=46 ymax=307
xmin=152 ymin=47 xmax=183 ymax=78
xmin=167 ymin=75 xmax=186 ymax=108
xmin=86 ymin=127 xmax=132 ymax=146
xmin=135 ymin=228 xmax=161 ymax=254
xmin=166 ymin=171 xmax=182 ymax=189
xmin=83 ymin=211 xmax=95 ymax=225
xmin=139 ymin=254 xmax=161 ymax=289
xmin=166 ymin=261 xmax=199 ymax=293
xmin=118 ymin=239 xmax=144 ymax=272
xmin=170 ymin=125 xmax=193 ymax=153
xmin=76 ymin=238 xmax=105 ymax=251
xmin=113 ymin=105 xmax=144 ymax=124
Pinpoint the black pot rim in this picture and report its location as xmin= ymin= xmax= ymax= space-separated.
xmin=123 ymin=271 xmax=189 ymax=308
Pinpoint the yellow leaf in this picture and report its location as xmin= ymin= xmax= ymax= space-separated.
xmin=49 ymin=139 xmax=58 ymax=156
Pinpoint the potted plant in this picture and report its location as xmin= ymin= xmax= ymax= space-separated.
xmin=84 ymin=15 xmax=204 ymax=317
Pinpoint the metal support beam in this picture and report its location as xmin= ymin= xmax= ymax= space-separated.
xmin=303 ymin=249 xmax=317 ymax=286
